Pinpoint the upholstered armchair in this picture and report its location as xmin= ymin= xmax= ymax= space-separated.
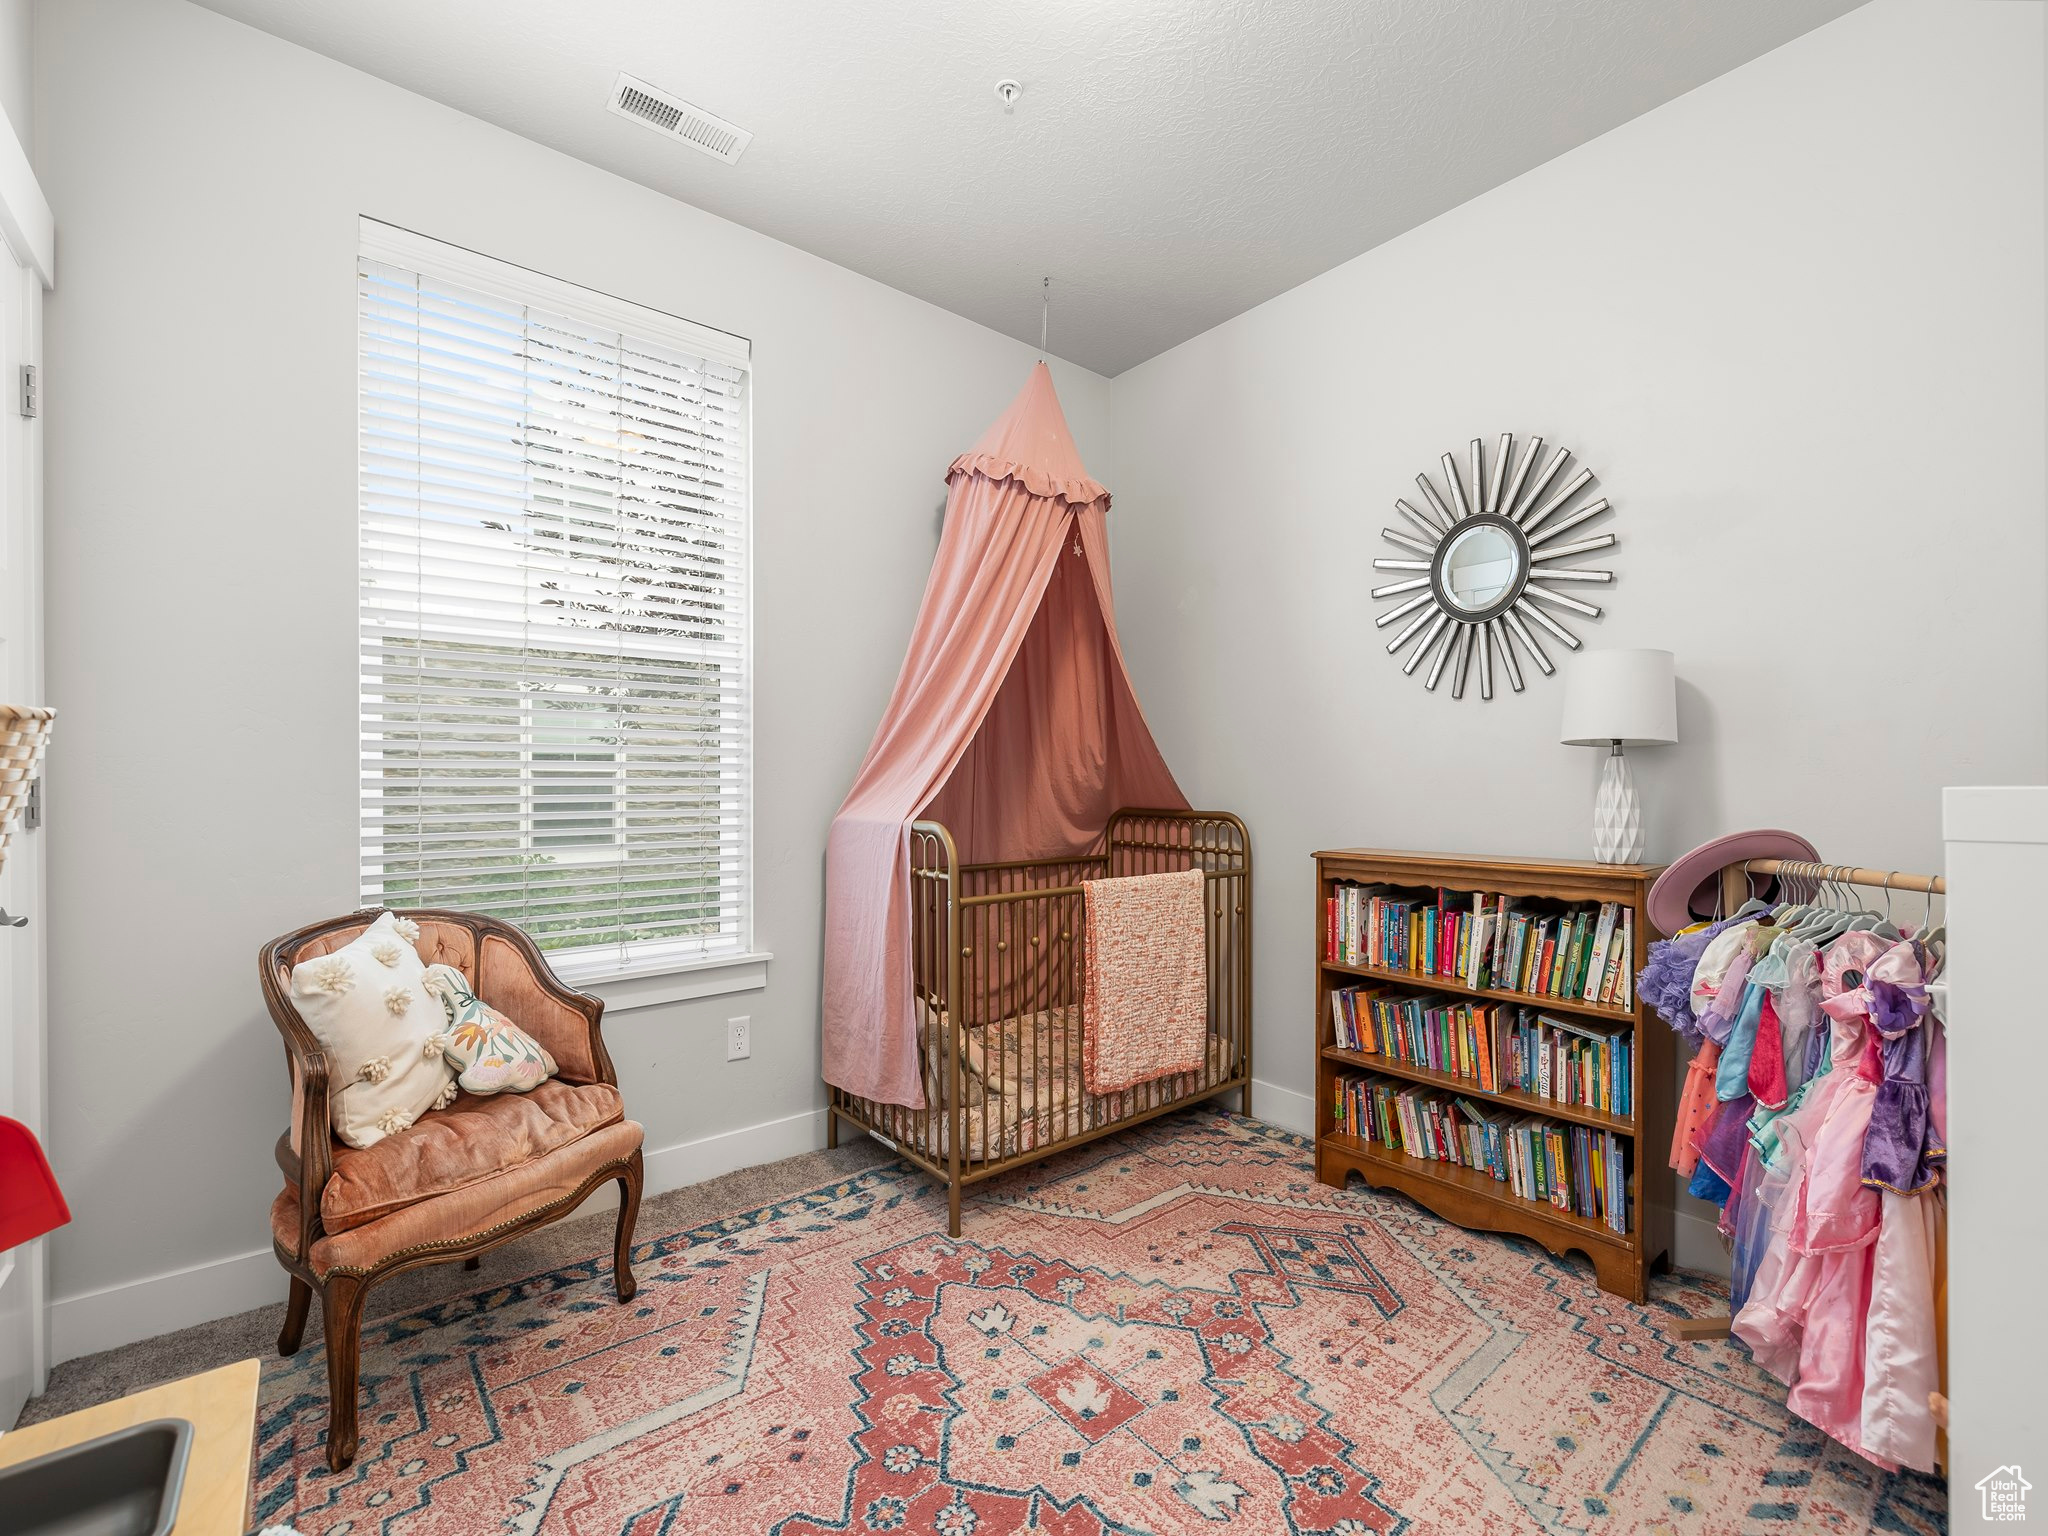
xmin=259 ymin=909 xmax=644 ymax=1471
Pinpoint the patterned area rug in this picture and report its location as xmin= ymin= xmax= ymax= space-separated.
xmin=253 ymin=1111 xmax=1946 ymax=1535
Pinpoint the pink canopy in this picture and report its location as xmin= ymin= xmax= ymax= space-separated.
xmin=823 ymin=364 xmax=1187 ymax=1108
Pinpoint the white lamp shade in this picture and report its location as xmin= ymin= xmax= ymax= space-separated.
xmin=1559 ymin=648 xmax=1677 ymax=746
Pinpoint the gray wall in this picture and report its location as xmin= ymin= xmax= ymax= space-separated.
xmin=0 ymin=0 xmax=27 ymax=160
xmin=34 ymin=0 xmax=1113 ymax=1354
xmin=1106 ymin=0 xmax=2045 ymax=1266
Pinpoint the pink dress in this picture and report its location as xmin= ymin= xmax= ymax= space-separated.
xmin=1782 ymin=1026 xmax=1892 ymax=1470
xmin=1732 ymin=1023 xmax=1855 ymax=1384
xmin=1857 ymin=939 xmax=1943 ymax=1472
xmin=1861 ymin=1185 xmax=1941 ymax=1470
xmin=1731 ymin=933 xmax=1887 ymax=1403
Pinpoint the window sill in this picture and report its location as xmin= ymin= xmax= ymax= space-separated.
xmin=552 ymin=950 xmax=773 ymax=1013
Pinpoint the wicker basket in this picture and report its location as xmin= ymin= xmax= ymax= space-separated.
xmin=0 ymin=704 xmax=53 ymax=873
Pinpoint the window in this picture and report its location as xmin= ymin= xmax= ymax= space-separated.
xmin=357 ymin=221 xmax=753 ymax=980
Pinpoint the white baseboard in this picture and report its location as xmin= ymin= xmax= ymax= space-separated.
xmin=50 ymin=1246 xmax=281 ymax=1367
xmin=642 ymin=1105 xmax=826 ymax=1194
xmin=1250 ymin=1077 xmax=1314 ymax=1137
xmin=50 ymin=1104 xmax=832 ymax=1366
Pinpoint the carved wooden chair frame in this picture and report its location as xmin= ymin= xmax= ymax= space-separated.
xmin=258 ymin=908 xmax=643 ymax=1471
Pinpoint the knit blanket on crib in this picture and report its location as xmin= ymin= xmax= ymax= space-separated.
xmin=1082 ymin=867 xmax=1208 ymax=1093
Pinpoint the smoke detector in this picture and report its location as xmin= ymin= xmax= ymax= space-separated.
xmin=606 ymin=72 xmax=753 ymax=165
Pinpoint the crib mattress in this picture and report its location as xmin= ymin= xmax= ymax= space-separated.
xmin=898 ymin=1004 xmax=1237 ymax=1163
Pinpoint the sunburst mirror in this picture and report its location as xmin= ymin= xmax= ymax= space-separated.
xmin=1372 ymin=434 xmax=1616 ymax=700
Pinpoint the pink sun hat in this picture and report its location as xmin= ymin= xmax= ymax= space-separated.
xmin=1647 ymin=828 xmax=1820 ymax=937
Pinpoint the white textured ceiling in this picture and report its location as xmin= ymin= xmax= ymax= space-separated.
xmin=193 ymin=0 xmax=1866 ymax=375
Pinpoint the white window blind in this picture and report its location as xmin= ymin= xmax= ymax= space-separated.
xmin=357 ymin=221 xmax=752 ymax=978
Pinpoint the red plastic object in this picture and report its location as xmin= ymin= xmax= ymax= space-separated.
xmin=0 ymin=1114 xmax=69 ymax=1250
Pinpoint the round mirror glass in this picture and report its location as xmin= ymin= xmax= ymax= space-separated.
xmin=1439 ymin=523 xmax=1523 ymax=614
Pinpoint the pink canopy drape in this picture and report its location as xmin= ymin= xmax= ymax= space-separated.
xmin=823 ymin=363 xmax=1186 ymax=1108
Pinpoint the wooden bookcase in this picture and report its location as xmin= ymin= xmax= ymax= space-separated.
xmin=1311 ymin=848 xmax=1672 ymax=1301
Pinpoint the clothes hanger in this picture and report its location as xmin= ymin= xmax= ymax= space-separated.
xmin=1804 ymin=865 xmax=1857 ymax=944
xmin=1751 ymin=864 xmax=1813 ymax=971
xmin=1828 ymin=866 xmax=1872 ymax=939
xmin=1729 ymin=864 xmax=1772 ymax=922
xmin=1866 ymin=874 xmax=1902 ymax=942
xmin=1768 ymin=869 xmax=1825 ymax=952
xmin=1776 ymin=859 xmax=1814 ymax=918
xmin=1833 ymin=862 xmax=1887 ymax=932
xmin=1785 ymin=861 xmax=1841 ymax=941
xmin=1731 ymin=859 xmax=1796 ymax=929
xmin=1764 ymin=860 xmax=1803 ymax=923
xmin=1797 ymin=864 xmax=1837 ymax=929
xmin=1919 ymin=872 xmax=1946 ymax=949
xmin=1782 ymin=860 xmax=1830 ymax=932
xmin=1773 ymin=859 xmax=1815 ymax=932
xmin=1848 ymin=877 xmax=1893 ymax=934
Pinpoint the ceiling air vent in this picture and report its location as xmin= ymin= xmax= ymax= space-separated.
xmin=606 ymin=72 xmax=753 ymax=165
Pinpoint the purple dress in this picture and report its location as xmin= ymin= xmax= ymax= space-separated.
xmin=1859 ymin=940 xmax=1937 ymax=1195
xmin=1638 ymin=914 xmax=1750 ymax=1050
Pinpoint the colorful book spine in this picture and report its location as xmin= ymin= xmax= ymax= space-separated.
xmin=1595 ymin=927 xmax=1625 ymax=1006
xmin=1582 ymin=902 xmax=1617 ymax=1002
xmin=1556 ymin=915 xmax=1582 ymax=998
xmin=1331 ymin=888 xmax=1638 ymax=1024
xmin=1617 ymin=909 xmax=1634 ymax=1008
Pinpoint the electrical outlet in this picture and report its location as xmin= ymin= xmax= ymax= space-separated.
xmin=726 ymin=1016 xmax=751 ymax=1062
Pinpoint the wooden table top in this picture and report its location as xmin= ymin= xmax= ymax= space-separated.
xmin=0 ymin=1358 xmax=261 ymax=1536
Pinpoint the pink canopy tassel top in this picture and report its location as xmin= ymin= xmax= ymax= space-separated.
xmin=823 ymin=365 xmax=1186 ymax=1108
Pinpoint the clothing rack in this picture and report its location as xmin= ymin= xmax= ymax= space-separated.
xmin=1667 ymin=855 xmax=1945 ymax=1346
xmin=1720 ymin=860 xmax=1945 ymax=912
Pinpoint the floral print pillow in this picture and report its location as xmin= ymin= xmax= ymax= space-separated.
xmin=422 ymin=964 xmax=558 ymax=1095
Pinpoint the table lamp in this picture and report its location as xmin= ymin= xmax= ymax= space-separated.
xmin=1560 ymin=648 xmax=1677 ymax=864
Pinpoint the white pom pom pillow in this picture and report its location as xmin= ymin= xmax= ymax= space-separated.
xmin=288 ymin=911 xmax=459 ymax=1148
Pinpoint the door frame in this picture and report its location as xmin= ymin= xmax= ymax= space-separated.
xmin=0 ymin=103 xmax=53 ymax=1409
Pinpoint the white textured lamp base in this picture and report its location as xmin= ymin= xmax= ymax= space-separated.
xmin=1592 ymin=746 xmax=1645 ymax=864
